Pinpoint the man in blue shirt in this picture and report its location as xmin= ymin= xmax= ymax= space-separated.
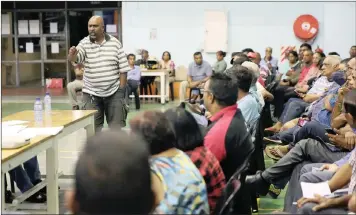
xmin=127 ymin=54 xmax=141 ymax=110
xmin=260 ymin=47 xmax=279 ymax=75
xmin=179 ymin=52 xmax=212 ymax=103
xmin=226 ymin=65 xmax=260 ymax=130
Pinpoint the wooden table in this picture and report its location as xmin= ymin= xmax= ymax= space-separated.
xmin=132 ymin=69 xmax=169 ymax=104
xmin=1 ymin=110 xmax=97 ymax=213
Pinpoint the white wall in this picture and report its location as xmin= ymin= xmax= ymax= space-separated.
xmin=122 ymin=2 xmax=356 ymax=68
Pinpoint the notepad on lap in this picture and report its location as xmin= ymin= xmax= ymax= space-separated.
xmin=301 ymin=182 xmax=331 ymax=198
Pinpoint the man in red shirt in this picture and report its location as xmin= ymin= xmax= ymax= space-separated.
xmin=203 ymin=72 xmax=254 ymax=214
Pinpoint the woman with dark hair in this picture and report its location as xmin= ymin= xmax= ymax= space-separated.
xmin=129 ymin=111 xmax=209 ymax=214
xmin=155 ymin=51 xmax=175 ymax=95
xmin=301 ymin=52 xmax=324 ymax=82
xmin=164 ymin=107 xmax=226 ymax=214
xmin=213 ymin=50 xmax=227 ymax=73
xmin=277 ymin=50 xmax=301 ymax=83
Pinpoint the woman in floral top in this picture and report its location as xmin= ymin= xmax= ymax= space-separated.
xmin=129 ymin=110 xmax=209 ymax=214
xmin=165 ymin=107 xmax=226 ymax=214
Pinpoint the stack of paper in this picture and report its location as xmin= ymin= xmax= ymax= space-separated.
xmin=301 ymin=182 xmax=331 ymax=198
xmin=1 ymin=120 xmax=64 ymax=149
xmin=19 ymin=126 xmax=64 ymax=136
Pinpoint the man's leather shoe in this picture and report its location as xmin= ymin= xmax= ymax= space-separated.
xmin=245 ymin=170 xmax=270 ymax=196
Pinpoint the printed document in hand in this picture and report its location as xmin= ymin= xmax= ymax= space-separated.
xmin=301 ymin=182 xmax=331 ymax=198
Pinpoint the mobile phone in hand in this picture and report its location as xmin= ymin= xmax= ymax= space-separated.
xmin=325 ymin=128 xmax=337 ymax=135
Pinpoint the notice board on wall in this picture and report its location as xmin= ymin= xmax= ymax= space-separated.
xmin=204 ymin=10 xmax=228 ymax=53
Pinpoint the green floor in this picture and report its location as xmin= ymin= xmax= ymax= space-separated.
xmin=1 ymin=102 xmax=286 ymax=213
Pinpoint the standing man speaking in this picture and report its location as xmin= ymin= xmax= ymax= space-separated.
xmin=68 ymin=16 xmax=130 ymax=132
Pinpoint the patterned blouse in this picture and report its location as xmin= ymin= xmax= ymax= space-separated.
xmin=151 ymin=149 xmax=210 ymax=214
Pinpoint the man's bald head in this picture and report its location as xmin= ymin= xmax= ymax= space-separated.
xmin=265 ymin=47 xmax=273 ymax=57
xmin=89 ymin=16 xmax=104 ymax=27
xmin=88 ymin=16 xmax=105 ymax=41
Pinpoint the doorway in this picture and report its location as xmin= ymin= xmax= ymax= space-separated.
xmin=68 ymin=11 xmax=92 ymax=47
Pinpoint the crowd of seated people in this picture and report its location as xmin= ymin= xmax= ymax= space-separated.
xmin=64 ymin=83 xmax=356 ymax=215
xmin=5 ymin=44 xmax=356 ymax=215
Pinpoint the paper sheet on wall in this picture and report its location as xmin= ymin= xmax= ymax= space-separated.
xmin=18 ymin=20 xmax=29 ymax=35
xmin=50 ymin=22 xmax=58 ymax=33
xmin=106 ymin=24 xmax=117 ymax=33
xmin=1 ymin=14 xmax=10 ymax=34
xmin=150 ymin=28 xmax=157 ymax=40
xmin=51 ymin=42 xmax=59 ymax=53
xmin=26 ymin=42 xmax=34 ymax=53
xmin=29 ymin=20 xmax=40 ymax=34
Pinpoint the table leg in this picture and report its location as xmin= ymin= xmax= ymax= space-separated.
xmin=46 ymin=138 xmax=59 ymax=214
xmin=165 ymin=74 xmax=169 ymax=102
xmin=2 ymin=173 xmax=5 ymax=212
xmin=85 ymin=116 xmax=95 ymax=138
xmin=160 ymin=74 xmax=165 ymax=104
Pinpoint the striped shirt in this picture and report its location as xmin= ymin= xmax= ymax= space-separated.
xmin=75 ymin=34 xmax=130 ymax=97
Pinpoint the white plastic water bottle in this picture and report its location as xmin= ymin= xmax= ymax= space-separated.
xmin=44 ymin=92 xmax=52 ymax=114
xmin=34 ymin=98 xmax=43 ymax=123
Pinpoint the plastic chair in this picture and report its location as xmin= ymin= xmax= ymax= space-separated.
xmin=214 ymin=149 xmax=254 ymax=215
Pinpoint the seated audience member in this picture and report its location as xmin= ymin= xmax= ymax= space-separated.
xmin=6 ymin=157 xmax=46 ymax=203
xmin=294 ymin=51 xmax=325 ymax=93
xmin=155 ymin=51 xmax=175 ymax=94
xmin=328 ymin=51 xmax=340 ymax=56
xmin=260 ymin=47 xmax=279 ymax=75
xmin=241 ymin=61 xmax=265 ymax=111
xmin=127 ymin=54 xmax=141 ymax=110
xmin=135 ymin=49 xmax=154 ymax=97
xmin=203 ymin=72 xmax=254 ymax=214
xmin=277 ymin=50 xmax=301 ymax=84
xmin=266 ymin=58 xmax=355 ymax=151
xmin=250 ymin=52 xmax=271 ymax=86
xmin=271 ymin=50 xmax=314 ymax=119
xmin=164 ymin=107 xmax=225 ymax=214
xmin=179 ymin=52 xmax=212 ymax=103
xmin=298 ymin=43 xmax=312 ymax=62
xmin=65 ymin=131 xmax=154 ymax=214
xmin=226 ymin=65 xmax=260 ymax=130
xmin=285 ymin=149 xmax=354 ymax=213
xmin=230 ymin=52 xmax=239 ymax=65
xmin=213 ymin=50 xmax=227 ymax=73
xmin=130 ymin=111 xmax=209 ymax=214
xmin=267 ymin=55 xmax=342 ymax=133
xmin=297 ymin=90 xmax=356 ymax=214
xmin=245 ymin=89 xmax=356 ymax=198
xmin=67 ymin=63 xmax=84 ymax=110
xmin=231 ymin=52 xmax=250 ymax=65
xmin=339 ymin=58 xmax=351 ymax=72
xmin=348 ymin=45 xmax=356 ymax=59
xmin=242 ymin=48 xmax=254 ymax=55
